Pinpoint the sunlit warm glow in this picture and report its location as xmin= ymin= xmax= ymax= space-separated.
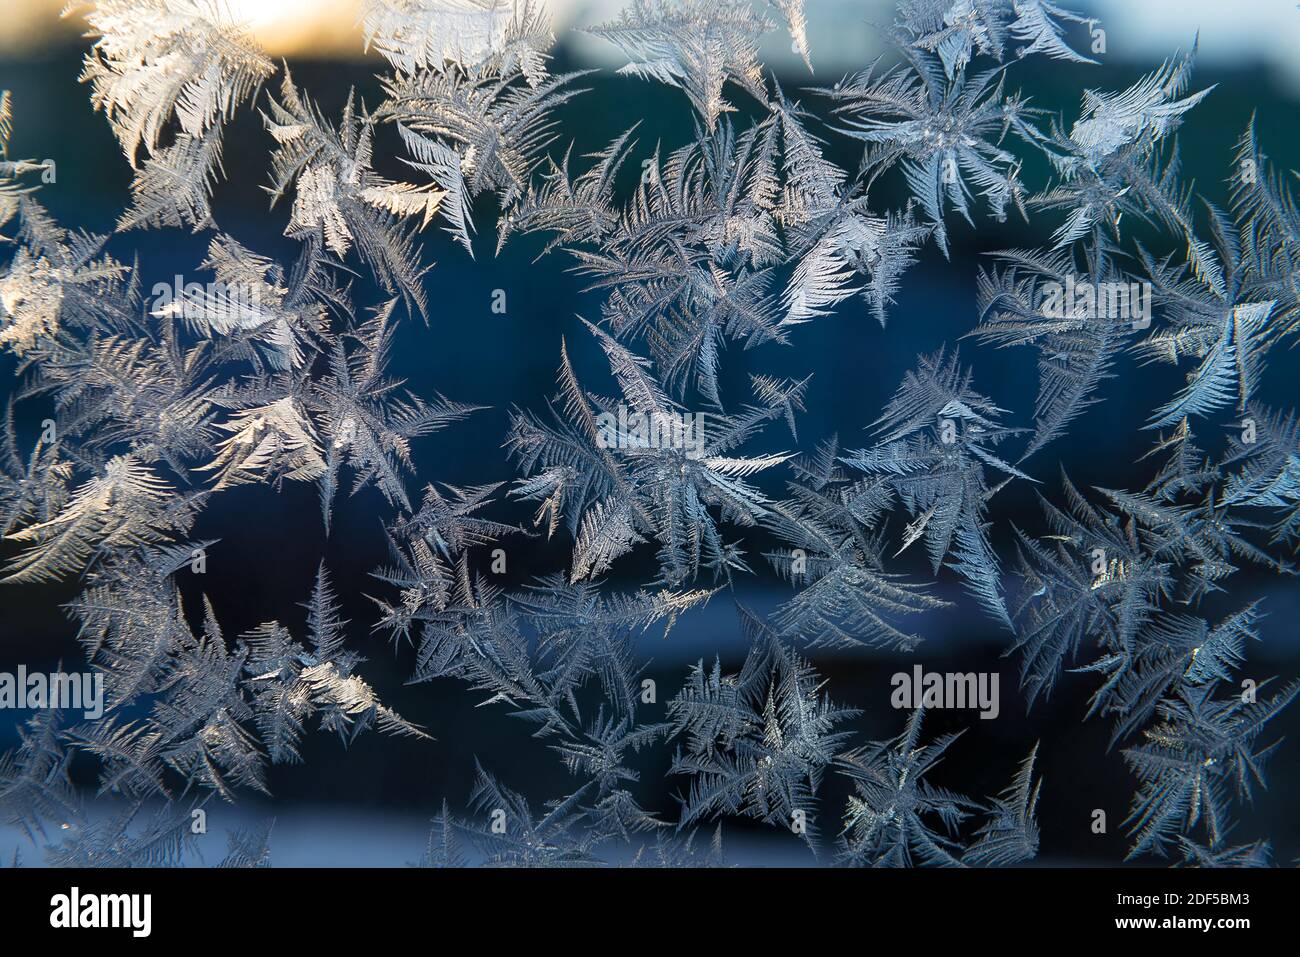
xmin=222 ymin=0 xmax=364 ymax=56
xmin=0 ymin=0 xmax=371 ymax=57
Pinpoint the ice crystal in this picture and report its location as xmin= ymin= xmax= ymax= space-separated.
xmin=0 ymin=0 xmax=1295 ymax=870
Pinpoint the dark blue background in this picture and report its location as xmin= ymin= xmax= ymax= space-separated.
xmin=0 ymin=36 xmax=1296 ymax=865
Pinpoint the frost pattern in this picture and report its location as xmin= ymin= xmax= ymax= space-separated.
xmin=1 ymin=0 xmax=1296 ymax=868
